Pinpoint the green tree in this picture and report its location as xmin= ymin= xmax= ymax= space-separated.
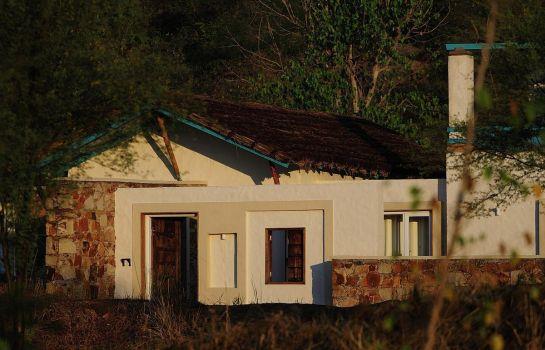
xmin=145 ymin=0 xmax=262 ymax=98
xmin=0 ymin=0 xmax=183 ymax=287
xmin=247 ymin=0 xmax=446 ymax=148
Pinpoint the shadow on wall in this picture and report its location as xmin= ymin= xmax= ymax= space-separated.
xmin=162 ymin=123 xmax=275 ymax=184
xmin=438 ymin=178 xmax=447 ymax=255
xmin=144 ymin=133 xmax=179 ymax=179
xmin=311 ymin=262 xmax=332 ymax=305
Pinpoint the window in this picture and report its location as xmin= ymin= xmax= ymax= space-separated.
xmin=265 ymin=228 xmax=305 ymax=283
xmin=384 ymin=211 xmax=431 ymax=256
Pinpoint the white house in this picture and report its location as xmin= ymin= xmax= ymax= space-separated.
xmin=43 ymin=44 xmax=544 ymax=305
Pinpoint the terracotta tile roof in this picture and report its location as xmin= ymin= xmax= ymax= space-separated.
xmin=178 ymin=96 xmax=444 ymax=178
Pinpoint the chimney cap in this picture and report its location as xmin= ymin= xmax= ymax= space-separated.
xmin=449 ymin=48 xmax=474 ymax=56
xmin=445 ymin=43 xmax=508 ymax=51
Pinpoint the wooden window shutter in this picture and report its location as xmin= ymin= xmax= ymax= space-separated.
xmin=286 ymin=229 xmax=304 ymax=282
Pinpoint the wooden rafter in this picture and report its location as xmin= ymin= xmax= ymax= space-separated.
xmin=269 ymin=161 xmax=280 ymax=185
xmin=156 ymin=116 xmax=181 ymax=181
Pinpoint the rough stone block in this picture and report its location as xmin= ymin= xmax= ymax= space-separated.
xmin=354 ymin=264 xmax=369 ymax=275
xmin=381 ymin=276 xmax=393 ymax=288
xmin=46 ymin=236 xmax=58 ymax=254
xmin=334 ymin=272 xmax=345 ymax=285
xmin=58 ymin=264 xmax=76 ymax=280
xmin=391 ymin=262 xmax=405 ymax=273
xmin=59 ymin=196 xmax=74 ymax=209
xmin=83 ymin=196 xmax=95 ymax=210
xmin=45 ymin=254 xmax=58 ymax=267
xmin=46 ymin=223 xmax=57 ymax=237
xmin=59 ymin=238 xmax=76 ymax=254
xmin=365 ymin=271 xmax=381 ymax=288
xmin=103 ymin=227 xmax=115 ymax=242
xmin=95 ymin=197 xmax=104 ymax=210
xmin=379 ymin=287 xmax=393 ymax=301
xmin=76 ymin=218 xmax=89 ymax=232
xmin=447 ymin=272 xmax=468 ymax=286
xmin=378 ymin=262 xmax=392 ymax=274
xmin=510 ymin=270 xmax=524 ymax=284
xmin=56 ymin=219 xmax=74 ymax=237
xmin=99 ymin=214 xmax=108 ymax=229
xmin=346 ymin=275 xmax=358 ymax=286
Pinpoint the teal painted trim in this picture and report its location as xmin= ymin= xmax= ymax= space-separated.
xmin=157 ymin=109 xmax=290 ymax=168
xmin=448 ymin=138 xmax=466 ymax=144
xmin=56 ymin=132 xmax=137 ymax=175
xmin=38 ymin=113 xmax=142 ymax=168
xmin=445 ymin=43 xmax=506 ymax=51
xmin=445 ymin=42 xmax=529 ymax=51
xmin=447 ymin=126 xmax=545 ymax=145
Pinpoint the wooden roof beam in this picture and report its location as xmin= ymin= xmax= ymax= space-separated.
xmin=156 ymin=116 xmax=181 ymax=181
xmin=269 ymin=161 xmax=280 ymax=185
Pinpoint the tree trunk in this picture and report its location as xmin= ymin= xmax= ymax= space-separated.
xmin=347 ymin=45 xmax=360 ymax=114
xmin=365 ymin=63 xmax=381 ymax=108
xmin=0 ymin=206 xmax=12 ymax=289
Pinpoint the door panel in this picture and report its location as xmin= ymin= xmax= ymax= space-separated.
xmin=152 ymin=218 xmax=182 ymax=292
xmin=151 ymin=217 xmax=198 ymax=301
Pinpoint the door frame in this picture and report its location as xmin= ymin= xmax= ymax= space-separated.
xmin=143 ymin=213 xmax=198 ymax=299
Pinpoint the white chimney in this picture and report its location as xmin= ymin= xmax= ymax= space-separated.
xmin=448 ymin=49 xmax=474 ymax=126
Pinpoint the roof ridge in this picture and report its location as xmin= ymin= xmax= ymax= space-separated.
xmin=192 ymin=94 xmax=380 ymax=123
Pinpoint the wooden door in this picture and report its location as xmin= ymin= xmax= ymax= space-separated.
xmin=152 ymin=218 xmax=182 ymax=293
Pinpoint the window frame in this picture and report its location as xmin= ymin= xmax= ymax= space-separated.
xmin=265 ymin=227 xmax=306 ymax=285
xmin=384 ymin=211 xmax=432 ymax=257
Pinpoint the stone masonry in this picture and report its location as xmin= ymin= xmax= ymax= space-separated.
xmin=45 ymin=180 xmax=203 ymax=298
xmin=332 ymin=258 xmax=545 ymax=307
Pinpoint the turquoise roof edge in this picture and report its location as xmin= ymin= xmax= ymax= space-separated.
xmin=157 ymin=108 xmax=290 ymax=168
xmin=445 ymin=43 xmax=506 ymax=51
xmin=38 ymin=108 xmax=290 ymax=171
xmin=37 ymin=112 xmax=143 ymax=168
xmin=445 ymin=43 xmax=530 ymax=51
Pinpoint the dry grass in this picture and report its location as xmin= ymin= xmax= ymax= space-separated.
xmin=4 ymin=284 xmax=540 ymax=349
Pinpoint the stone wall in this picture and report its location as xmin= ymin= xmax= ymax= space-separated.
xmin=332 ymin=258 xmax=545 ymax=307
xmin=45 ymin=180 xmax=203 ymax=298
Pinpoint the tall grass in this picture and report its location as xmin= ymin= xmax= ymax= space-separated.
xmin=0 ymin=282 xmax=52 ymax=350
xmin=4 ymin=284 xmax=538 ymax=349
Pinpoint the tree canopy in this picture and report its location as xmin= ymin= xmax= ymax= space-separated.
xmin=0 ymin=0 xmax=183 ymax=284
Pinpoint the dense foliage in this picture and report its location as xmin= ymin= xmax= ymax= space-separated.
xmin=0 ymin=0 xmax=183 ymax=286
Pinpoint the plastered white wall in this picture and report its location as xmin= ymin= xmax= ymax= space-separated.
xmin=208 ymin=233 xmax=237 ymax=288
xmin=114 ymin=182 xmax=383 ymax=299
xmin=382 ymin=179 xmax=440 ymax=203
xmin=446 ymin=172 xmax=537 ymax=256
xmin=246 ymin=211 xmax=326 ymax=304
xmin=113 ymin=178 xmax=541 ymax=302
xmin=68 ymin=125 xmax=362 ymax=185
